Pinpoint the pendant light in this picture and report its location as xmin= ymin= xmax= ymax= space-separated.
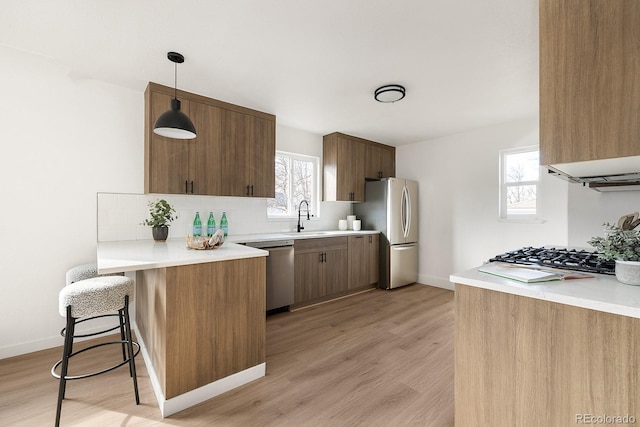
xmin=153 ymin=52 xmax=197 ymax=139
xmin=374 ymin=84 xmax=406 ymax=103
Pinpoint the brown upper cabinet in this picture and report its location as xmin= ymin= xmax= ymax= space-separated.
xmin=144 ymin=82 xmax=275 ymax=197
xmin=539 ymin=0 xmax=640 ymax=165
xmin=323 ymin=132 xmax=395 ymax=202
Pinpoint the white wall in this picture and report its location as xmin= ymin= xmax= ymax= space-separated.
xmin=396 ymin=118 xmax=569 ymax=289
xmin=567 ymin=185 xmax=640 ymax=248
xmin=0 ymin=46 xmax=348 ymax=359
xmin=0 ymin=47 xmax=143 ymax=359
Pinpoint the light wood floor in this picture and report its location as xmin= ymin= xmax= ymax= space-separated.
xmin=0 ymin=284 xmax=454 ymax=426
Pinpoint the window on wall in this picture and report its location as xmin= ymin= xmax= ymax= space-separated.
xmin=499 ymin=147 xmax=540 ymax=219
xmin=267 ymin=151 xmax=319 ymax=217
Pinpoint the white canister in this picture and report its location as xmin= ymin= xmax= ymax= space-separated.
xmin=338 ymin=219 xmax=348 ymax=230
xmin=347 ymin=215 xmax=356 ymax=230
xmin=353 ymin=220 xmax=361 ymax=231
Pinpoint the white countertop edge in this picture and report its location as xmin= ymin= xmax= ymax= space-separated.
xmin=228 ymin=230 xmax=379 ymax=243
xmin=97 ymin=240 xmax=267 ymax=274
xmin=450 ymin=268 xmax=640 ymax=319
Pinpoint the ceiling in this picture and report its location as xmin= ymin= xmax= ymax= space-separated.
xmin=1 ymin=0 xmax=539 ymax=146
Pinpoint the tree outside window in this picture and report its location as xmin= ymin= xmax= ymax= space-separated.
xmin=500 ymin=147 xmax=539 ymax=218
xmin=268 ymin=152 xmax=318 ymax=217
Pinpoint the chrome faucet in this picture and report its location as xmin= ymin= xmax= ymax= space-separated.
xmin=297 ymin=200 xmax=310 ymax=232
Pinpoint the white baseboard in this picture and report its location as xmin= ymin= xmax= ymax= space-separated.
xmin=0 ymin=319 xmax=121 ymax=360
xmin=135 ymin=320 xmax=266 ymax=418
xmin=416 ymin=274 xmax=455 ymax=291
xmin=0 ymin=335 xmax=62 ymax=360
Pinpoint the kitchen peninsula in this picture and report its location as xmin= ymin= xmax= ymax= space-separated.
xmin=97 ymin=239 xmax=268 ymax=417
xmin=451 ymin=267 xmax=640 ymax=425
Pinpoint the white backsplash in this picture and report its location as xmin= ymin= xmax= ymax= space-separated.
xmin=97 ymin=192 xmax=353 ymax=242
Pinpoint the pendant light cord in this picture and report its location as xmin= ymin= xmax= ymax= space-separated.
xmin=174 ymin=61 xmax=177 ymax=99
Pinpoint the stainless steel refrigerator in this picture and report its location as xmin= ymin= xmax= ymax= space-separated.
xmin=354 ymin=178 xmax=418 ymax=289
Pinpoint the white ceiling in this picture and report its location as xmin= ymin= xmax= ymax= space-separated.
xmin=1 ymin=0 xmax=539 ymax=146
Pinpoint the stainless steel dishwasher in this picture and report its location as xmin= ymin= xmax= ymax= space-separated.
xmin=243 ymin=239 xmax=294 ymax=313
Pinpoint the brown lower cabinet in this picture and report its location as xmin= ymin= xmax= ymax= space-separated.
xmin=348 ymin=234 xmax=379 ymax=289
xmin=455 ymin=284 xmax=639 ymax=425
xmin=294 ymin=234 xmax=379 ymax=307
xmin=294 ymin=237 xmax=347 ymax=304
xmin=136 ymin=257 xmax=266 ymax=399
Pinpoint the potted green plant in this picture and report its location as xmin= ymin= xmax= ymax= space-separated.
xmin=141 ymin=199 xmax=177 ymax=242
xmin=588 ymin=224 xmax=640 ymax=285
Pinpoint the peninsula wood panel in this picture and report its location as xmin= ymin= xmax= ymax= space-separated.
xmin=136 ymin=257 xmax=266 ymax=400
xmin=165 ymin=258 xmax=265 ymax=398
xmin=455 ymin=284 xmax=639 ymax=426
xmin=540 ymin=0 xmax=640 ymax=165
xmin=136 ymin=268 xmax=168 ymax=393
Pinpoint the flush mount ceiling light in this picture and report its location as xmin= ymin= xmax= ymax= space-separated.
xmin=153 ymin=51 xmax=197 ymax=140
xmin=374 ymin=84 xmax=406 ymax=103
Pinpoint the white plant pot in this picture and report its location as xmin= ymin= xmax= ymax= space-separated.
xmin=615 ymin=260 xmax=640 ymax=286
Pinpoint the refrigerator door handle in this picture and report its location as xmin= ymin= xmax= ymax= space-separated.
xmin=393 ymin=245 xmax=414 ymax=251
xmin=401 ymin=185 xmax=410 ymax=238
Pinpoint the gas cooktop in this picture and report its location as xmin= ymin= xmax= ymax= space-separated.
xmin=487 ymin=246 xmax=615 ymax=275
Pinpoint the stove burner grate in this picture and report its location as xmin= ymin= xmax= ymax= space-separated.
xmin=487 ymin=246 xmax=616 ymax=275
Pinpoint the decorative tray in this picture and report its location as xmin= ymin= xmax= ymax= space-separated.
xmin=186 ymin=230 xmax=225 ymax=250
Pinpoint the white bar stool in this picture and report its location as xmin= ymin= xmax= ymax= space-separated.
xmin=52 ymin=264 xmax=140 ymax=426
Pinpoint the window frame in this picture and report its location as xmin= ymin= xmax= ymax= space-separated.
xmin=499 ymin=146 xmax=541 ymax=222
xmin=267 ymin=150 xmax=320 ymax=219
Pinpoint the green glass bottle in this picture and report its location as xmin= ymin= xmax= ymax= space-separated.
xmin=207 ymin=212 xmax=216 ymax=237
xmin=220 ymin=212 xmax=228 ymax=237
xmin=193 ymin=211 xmax=202 ymax=236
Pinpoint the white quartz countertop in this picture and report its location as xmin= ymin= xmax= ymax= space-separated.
xmin=97 ymin=238 xmax=268 ymax=274
xmin=450 ymin=264 xmax=640 ymax=319
xmin=227 ymin=229 xmax=379 ymax=243
xmin=97 ymin=230 xmax=380 ymax=274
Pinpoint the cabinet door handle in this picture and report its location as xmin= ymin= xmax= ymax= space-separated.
xmin=319 ymin=252 xmax=324 ymax=263
xmin=369 ymin=235 xmax=372 ymax=243
xmin=191 ymin=181 xmax=194 ymax=194
xmin=323 ymin=252 xmax=327 ymax=263
xmin=251 ymin=185 xmax=254 ymax=196
xmin=185 ymin=180 xmax=188 ymax=194
xmin=246 ymin=185 xmax=251 ymax=196
xmin=378 ymin=171 xmax=383 ymax=178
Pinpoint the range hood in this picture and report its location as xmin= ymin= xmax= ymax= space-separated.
xmin=546 ymin=155 xmax=640 ymax=192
